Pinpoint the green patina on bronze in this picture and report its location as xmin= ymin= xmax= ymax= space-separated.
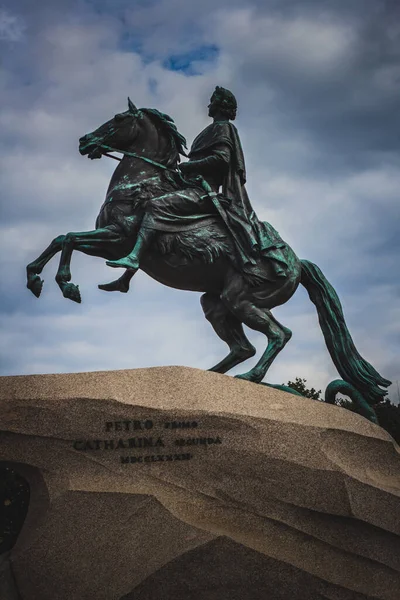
xmin=325 ymin=380 xmax=379 ymax=424
xmin=26 ymin=88 xmax=391 ymax=422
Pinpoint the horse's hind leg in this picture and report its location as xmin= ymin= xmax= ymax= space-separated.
xmin=26 ymin=235 xmax=66 ymax=297
xmin=221 ymin=286 xmax=292 ymax=383
xmin=235 ymin=310 xmax=292 ymax=383
xmin=201 ymin=293 xmax=256 ymax=373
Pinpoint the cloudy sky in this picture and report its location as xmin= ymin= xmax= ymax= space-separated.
xmin=1 ymin=0 xmax=399 ymax=401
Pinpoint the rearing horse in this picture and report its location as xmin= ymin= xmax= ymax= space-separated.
xmin=26 ymin=99 xmax=390 ymax=412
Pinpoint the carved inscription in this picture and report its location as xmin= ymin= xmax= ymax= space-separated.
xmin=72 ymin=418 xmax=222 ymax=465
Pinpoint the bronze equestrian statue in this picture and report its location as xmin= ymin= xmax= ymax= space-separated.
xmin=105 ymin=86 xmax=287 ymax=283
xmin=26 ymin=87 xmax=391 ymax=422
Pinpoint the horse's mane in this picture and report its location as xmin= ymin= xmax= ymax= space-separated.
xmin=141 ymin=108 xmax=187 ymax=169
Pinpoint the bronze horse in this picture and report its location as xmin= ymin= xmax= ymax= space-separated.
xmin=26 ymin=99 xmax=390 ymax=418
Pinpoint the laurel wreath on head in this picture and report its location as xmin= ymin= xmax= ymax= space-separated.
xmin=213 ymin=86 xmax=237 ymax=119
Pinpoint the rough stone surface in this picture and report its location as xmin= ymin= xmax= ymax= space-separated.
xmin=0 ymin=366 xmax=399 ymax=600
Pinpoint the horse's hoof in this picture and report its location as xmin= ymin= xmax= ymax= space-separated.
xmin=235 ymin=373 xmax=253 ymax=381
xmin=27 ymin=276 xmax=44 ymax=298
xmin=235 ymin=371 xmax=263 ymax=384
xmin=63 ymin=283 xmax=81 ymax=303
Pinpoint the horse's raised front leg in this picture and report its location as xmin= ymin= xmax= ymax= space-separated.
xmin=26 ymin=235 xmax=66 ymax=298
xmin=55 ymin=227 xmax=124 ymax=303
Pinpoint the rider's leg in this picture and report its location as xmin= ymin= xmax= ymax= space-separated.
xmin=106 ymin=219 xmax=157 ymax=270
xmin=105 ymin=189 xmax=211 ymax=271
xmin=98 ymin=269 xmax=136 ymax=293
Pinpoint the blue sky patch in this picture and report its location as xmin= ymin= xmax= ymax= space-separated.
xmin=163 ymin=45 xmax=219 ymax=75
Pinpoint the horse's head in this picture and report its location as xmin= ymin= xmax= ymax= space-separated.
xmin=79 ymin=98 xmax=187 ymax=169
xmin=79 ymin=98 xmax=141 ymax=159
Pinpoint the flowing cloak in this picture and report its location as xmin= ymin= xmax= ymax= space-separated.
xmin=188 ymin=121 xmax=288 ymax=273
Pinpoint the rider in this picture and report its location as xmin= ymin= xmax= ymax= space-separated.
xmin=103 ymin=86 xmax=288 ymax=286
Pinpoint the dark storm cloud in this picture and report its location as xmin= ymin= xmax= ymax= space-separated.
xmin=215 ymin=0 xmax=400 ymax=168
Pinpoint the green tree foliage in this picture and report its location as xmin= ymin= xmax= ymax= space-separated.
xmin=285 ymin=378 xmax=400 ymax=444
xmin=375 ymin=400 xmax=400 ymax=444
xmin=285 ymin=377 xmax=322 ymax=400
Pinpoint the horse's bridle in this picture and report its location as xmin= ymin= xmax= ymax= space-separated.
xmin=90 ymin=124 xmax=213 ymax=197
xmin=87 ymin=113 xmax=177 ymax=172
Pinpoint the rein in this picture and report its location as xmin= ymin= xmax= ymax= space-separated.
xmin=97 ymin=143 xmax=212 ymax=197
xmin=99 ymin=143 xmax=175 ymax=172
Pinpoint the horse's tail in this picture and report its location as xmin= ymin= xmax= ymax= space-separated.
xmin=300 ymin=259 xmax=391 ymax=405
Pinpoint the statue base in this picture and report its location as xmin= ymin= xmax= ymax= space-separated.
xmin=0 ymin=366 xmax=399 ymax=600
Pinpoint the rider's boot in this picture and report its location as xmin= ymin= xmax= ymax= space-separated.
xmin=98 ymin=269 xmax=135 ymax=293
xmin=106 ymin=227 xmax=156 ymax=270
